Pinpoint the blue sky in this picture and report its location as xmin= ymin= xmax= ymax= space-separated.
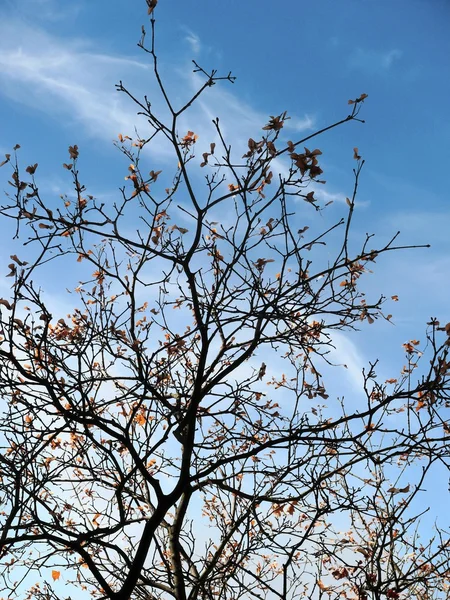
xmin=0 ymin=0 xmax=450 ymax=593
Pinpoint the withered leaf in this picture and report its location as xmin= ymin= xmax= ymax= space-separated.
xmin=26 ymin=163 xmax=38 ymax=175
xmin=68 ymin=145 xmax=79 ymax=160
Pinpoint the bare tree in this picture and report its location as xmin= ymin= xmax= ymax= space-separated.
xmin=1 ymin=3 xmax=449 ymax=600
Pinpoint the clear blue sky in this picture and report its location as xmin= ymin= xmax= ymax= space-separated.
xmin=0 ymin=0 xmax=449 ymax=590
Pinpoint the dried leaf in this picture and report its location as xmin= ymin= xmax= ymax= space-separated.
xmin=0 ymin=299 xmax=12 ymax=310
xmin=10 ymin=254 xmax=27 ymax=266
xmin=68 ymin=145 xmax=79 ymax=160
xmin=0 ymin=153 xmax=11 ymax=167
xmin=147 ymin=0 xmax=158 ymax=14
xmin=387 ymin=484 xmax=410 ymax=495
xmin=317 ymin=580 xmax=330 ymax=591
xmin=26 ymin=163 xmax=38 ymax=175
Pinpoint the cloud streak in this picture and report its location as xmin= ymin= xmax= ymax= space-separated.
xmin=0 ymin=18 xmax=315 ymax=162
xmin=0 ymin=20 xmax=152 ymax=141
xmin=348 ymin=47 xmax=403 ymax=73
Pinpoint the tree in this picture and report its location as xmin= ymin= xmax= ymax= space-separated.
xmin=0 ymin=2 xmax=449 ymax=600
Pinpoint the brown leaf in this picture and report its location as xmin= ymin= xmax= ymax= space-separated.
xmin=149 ymin=170 xmax=162 ymax=181
xmin=68 ymin=145 xmax=79 ymax=160
xmin=262 ymin=115 xmax=284 ymax=131
xmin=0 ymin=299 xmax=12 ymax=310
xmin=353 ymin=147 xmax=361 ymax=160
xmin=6 ymin=264 xmax=16 ymax=277
xmin=387 ymin=484 xmax=410 ymax=494
xmin=147 ymin=0 xmax=158 ymax=14
xmin=26 ymin=163 xmax=38 ymax=175
xmin=0 ymin=153 xmax=11 ymax=167
xmin=10 ymin=254 xmax=27 ymax=266
xmin=253 ymin=258 xmax=274 ymax=272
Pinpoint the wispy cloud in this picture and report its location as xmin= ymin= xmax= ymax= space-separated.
xmin=3 ymin=0 xmax=82 ymax=22
xmin=0 ymin=21 xmax=152 ymax=141
xmin=326 ymin=331 xmax=366 ymax=393
xmin=348 ymin=47 xmax=403 ymax=73
xmin=0 ymin=19 xmax=315 ymax=165
xmin=183 ymin=28 xmax=201 ymax=55
xmin=312 ymin=186 xmax=370 ymax=208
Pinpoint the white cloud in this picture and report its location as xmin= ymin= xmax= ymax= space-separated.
xmin=0 ymin=20 xmax=153 ymax=142
xmin=381 ymin=48 xmax=403 ymax=68
xmin=311 ymin=186 xmax=370 ymax=208
xmin=0 ymin=19 xmax=315 ymax=166
xmin=183 ymin=28 xmax=201 ymax=55
xmin=4 ymin=0 xmax=82 ymax=22
xmin=326 ymin=331 xmax=366 ymax=393
xmin=348 ymin=47 xmax=403 ymax=72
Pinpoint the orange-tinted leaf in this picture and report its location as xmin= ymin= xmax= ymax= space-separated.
xmin=51 ymin=570 xmax=61 ymax=581
xmin=317 ymin=580 xmax=330 ymax=591
xmin=272 ymin=504 xmax=283 ymax=517
xmin=135 ymin=413 xmax=146 ymax=426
